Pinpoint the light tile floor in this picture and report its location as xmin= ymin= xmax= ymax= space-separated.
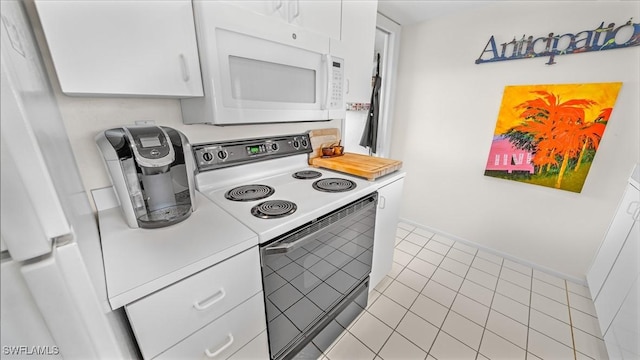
xmin=318 ymin=222 xmax=608 ymax=360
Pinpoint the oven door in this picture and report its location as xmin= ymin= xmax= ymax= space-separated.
xmin=261 ymin=193 xmax=377 ymax=360
xmin=189 ymin=1 xmax=345 ymax=125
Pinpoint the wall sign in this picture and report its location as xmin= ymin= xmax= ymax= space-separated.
xmin=476 ymin=19 xmax=639 ymax=65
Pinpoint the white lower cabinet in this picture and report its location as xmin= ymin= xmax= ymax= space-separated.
xmin=603 ymin=276 xmax=639 ymax=359
xmin=125 ymin=247 xmax=266 ymax=359
xmin=587 ymin=165 xmax=639 ymax=359
xmin=370 ymin=176 xmax=405 ymax=291
xmin=587 ymin=183 xmax=640 ymax=299
xmin=156 ymin=292 xmax=267 ymax=359
xmin=593 ymin=218 xmax=639 ymax=334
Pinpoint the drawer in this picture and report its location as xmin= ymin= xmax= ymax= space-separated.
xmin=227 ymin=330 xmax=269 ymax=360
xmin=156 ymin=292 xmax=267 ymax=359
xmin=126 ymin=247 xmax=262 ymax=359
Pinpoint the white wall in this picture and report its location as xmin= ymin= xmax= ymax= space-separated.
xmin=390 ymin=1 xmax=640 ymax=281
xmin=47 ymin=95 xmax=340 ymax=196
xmin=24 ymin=1 xmax=341 ymax=205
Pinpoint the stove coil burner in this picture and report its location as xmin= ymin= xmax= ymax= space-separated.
xmin=312 ymin=178 xmax=357 ymax=193
xmin=251 ymin=200 xmax=297 ymax=219
xmin=225 ymin=184 xmax=275 ymax=202
xmin=292 ymin=170 xmax=322 ymax=180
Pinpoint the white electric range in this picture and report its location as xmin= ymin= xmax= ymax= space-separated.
xmin=193 ymin=133 xmax=381 ymax=360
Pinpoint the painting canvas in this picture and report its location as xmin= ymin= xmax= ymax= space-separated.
xmin=484 ymin=82 xmax=622 ymax=193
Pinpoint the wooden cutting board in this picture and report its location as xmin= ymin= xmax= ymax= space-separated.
xmin=309 ymin=152 xmax=403 ymax=181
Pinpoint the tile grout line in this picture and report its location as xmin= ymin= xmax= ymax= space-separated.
xmin=327 ymin=225 xmax=592 ymax=360
xmin=424 ymin=241 xmax=479 ymax=359
xmin=376 ymin=230 xmax=441 ymax=359
xmin=354 ymin=228 xmax=435 ymax=359
xmin=380 ymin=229 xmax=459 ymax=359
xmin=565 ymin=279 xmax=578 ymax=360
xmin=321 ymin=229 xmax=411 ymax=359
xmin=475 ymin=255 xmax=505 ymax=360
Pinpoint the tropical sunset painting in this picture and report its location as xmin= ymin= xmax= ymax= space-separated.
xmin=484 ymin=82 xmax=622 ymax=193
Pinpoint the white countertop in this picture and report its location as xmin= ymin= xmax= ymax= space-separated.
xmin=95 ymin=189 xmax=258 ymax=309
xmin=372 ymin=169 xmax=406 ymax=187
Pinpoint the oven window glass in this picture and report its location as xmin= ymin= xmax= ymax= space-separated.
xmin=261 ymin=195 xmax=376 ymax=359
xmin=229 ymin=56 xmax=316 ymax=104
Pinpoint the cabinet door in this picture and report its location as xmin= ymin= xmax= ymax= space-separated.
xmin=223 ymin=1 xmax=283 ymax=18
xmin=593 ymin=217 xmax=639 ymax=334
xmin=34 ymin=0 xmax=203 ymax=97
xmin=334 ymin=0 xmax=378 ymax=103
xmin=291 ymin=0 xmax=342 ymax=40
xmin=603 ymin=276 xmax=639 ymax=359
xmin=226 ymin=0 xmax=341 ymax=40
xmin=587 ymin=184 xmax=640 ymax=299
xmin=370 ymin=177 xmax=405 ymax=291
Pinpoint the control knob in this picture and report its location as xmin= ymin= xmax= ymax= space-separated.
xmin=217 ymin=150 xmax=228 ymax=160
xmin=202 ymin=152 xmax=213 ymax=162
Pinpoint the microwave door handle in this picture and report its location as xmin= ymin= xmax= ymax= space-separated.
xmin=323 ymin=54 xmax=332 ymax=110
xmin=179 ymin=54 xmax=190 ymax=82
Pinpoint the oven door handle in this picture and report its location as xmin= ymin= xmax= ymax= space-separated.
xmin=263 ymin=231 xmax=317 ymax=255
xmin=263 ymin=198 xmax=377 ymax=255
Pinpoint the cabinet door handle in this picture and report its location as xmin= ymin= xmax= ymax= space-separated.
xmin=193 ymin=288 xmax=226 ymax=311
xmin=179 ymin=54 xmax=190 ymax=82
xmin=274 ymin=0 xmax=283 ymax=11
xmin=379 ymin=195 xmax=386 ymax=209
xmin=626 ymin=201 xmax=639 ymax=216
xmin=204 ymin=333 xmax=234 ymax=358
xmin=288 ymin=0 xmax=300 ymax=22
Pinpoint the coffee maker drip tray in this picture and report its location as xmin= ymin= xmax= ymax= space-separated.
xmin=137 ymin=189 xmax=193 ymax=228
xmin=138 ymin=204 xmax=192 ymax=228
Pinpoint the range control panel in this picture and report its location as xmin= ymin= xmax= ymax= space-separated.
xmin=193 ymin=134 xmax=312 ymax=172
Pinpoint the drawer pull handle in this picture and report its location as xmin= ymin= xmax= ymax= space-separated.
xmin=193 ymin=288 xmax=226 ymax=311
xmin=204 ymin=333 xmax=234 ymax=358
xmin=627 ymin=201 xmax=639 ymax=216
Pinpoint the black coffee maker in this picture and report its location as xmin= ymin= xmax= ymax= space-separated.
xmin=96 ymin=125 xmax=195 ymax=229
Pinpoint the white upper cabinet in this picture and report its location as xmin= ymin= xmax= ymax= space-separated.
xmin=332 ymin=0 xmax=378 ymax=103
xmin=34 ymin=0 xmax=203 ymax=97
xmin=229 ymin=0 xmax=342 ymax=40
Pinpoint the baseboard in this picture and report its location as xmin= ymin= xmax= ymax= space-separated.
xmin=398 ymin=217 xmax=588 ymax=287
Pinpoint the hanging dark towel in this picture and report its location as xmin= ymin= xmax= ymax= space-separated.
xmin=360 ymin=53 xmax=382 ymax=154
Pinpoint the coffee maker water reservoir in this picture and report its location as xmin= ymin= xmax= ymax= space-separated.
xmin=96 ymin=126 xmax=195 ymax=228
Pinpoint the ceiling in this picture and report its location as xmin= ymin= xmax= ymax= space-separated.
xmin=376 ymin=1 xmax=494 ymax=25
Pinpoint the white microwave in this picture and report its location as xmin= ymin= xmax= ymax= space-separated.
xmin=181 ymin=1 xmax=345 ymax=125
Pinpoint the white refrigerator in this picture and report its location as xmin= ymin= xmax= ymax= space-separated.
xmin=1 ymin=1 xmax=138 ymax=358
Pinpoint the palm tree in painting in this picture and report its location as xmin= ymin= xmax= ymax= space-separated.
xmin=507 ymin=91 xmax=596 ymax=189
xmin=574 ymin=108 xmax=611 ymax=172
